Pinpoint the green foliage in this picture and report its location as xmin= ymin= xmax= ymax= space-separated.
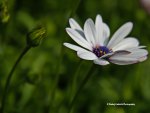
xmin=0 ymin=0 xmax=150 ymax=113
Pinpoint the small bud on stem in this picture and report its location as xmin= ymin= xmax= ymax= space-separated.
xmin=26 ymin=25 xmax=46 ymax=47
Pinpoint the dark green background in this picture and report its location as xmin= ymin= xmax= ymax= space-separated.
xmin=0 ymin=0 xmax=150 ymax=113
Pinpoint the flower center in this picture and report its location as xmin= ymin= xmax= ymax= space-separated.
xmin=93 ymin=46 xmax=112 ymax=57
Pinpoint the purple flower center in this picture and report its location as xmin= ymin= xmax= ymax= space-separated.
xmin=93 ymin=46 xmax=112 ymax=57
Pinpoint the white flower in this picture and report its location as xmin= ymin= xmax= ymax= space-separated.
xmin=63 ymin=14 xmax=148 ymax=65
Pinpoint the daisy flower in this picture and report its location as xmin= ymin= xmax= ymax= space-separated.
xmin=63 ymin=14 xmax=148 ymax=65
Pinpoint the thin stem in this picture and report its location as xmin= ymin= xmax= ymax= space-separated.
xmin=70 ymin=60 xmax=82 ymax=102
xmin=47 ymin=63 xmax=61 ymax=113
xmin=67 ymin=63 xmax=95 ymax=113
xmin=69 ymin=0 xmax=82 ymax=17
xmin=47 ymin=0 xmax=82 ymax=113
xmin=0 ymin=45 xmax=31 ymax=113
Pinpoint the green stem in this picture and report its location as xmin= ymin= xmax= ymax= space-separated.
xmin=67 ymin=63 xmax=95 ymax=113
xmin=47 ymin=0 xmax=82 ymax=113
xmin=70 ymin=60 xmax=82 ymax=102
xmin=0 ymin=45 xmax=31 ymax=113
xmin=69 ymin=0 xmax=82 ymax=17
xmin=48 ymin=62 xmax=61 ymax=113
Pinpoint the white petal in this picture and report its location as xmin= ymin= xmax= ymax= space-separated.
xmin=84 ymin=18 xmax=96 ymax=46
xmin=94 ymin=59 xmax=109 ymax=65
xmin=103 ymin=23 xmax=110 ymax=38
xmin=138 ymin=56 xmax=147 ymax=62
xmin=125 ymin=46 xmax=146 ymax=51
xmin=75 ymin=29 xmax=85 ymax=39
xmin=95 ymin=14 xmax=103 ymax=45
xmin=110 ymin=59 xmax=138 ymax=65
xmin=128 ymin=49 xmax=148 ymax=58
xmin=109 ymin=49 xmax=148 ymax=65
xmin=69 ymin=18 xmax=83 ymax=31
xmin=77 ymin=50 xmax=97 ymax=60
xmin=107 ymin=22 xmax=133 ymax=49
xmin=110 ymin=55 xmax=137 ymax=61
xmin=66 ymin=28 xmax=92 ymax=50
xmin=63 ymin=43 xmax=86 ymax=51
xmin=109 ymin=56 xmax=138 ymax=65
xmin=112 ymin=37 xmax=139 ymax=51
xmin=103 ymin=23 xmax=110 ymax=45
xmin=100 ymin=50 xmax=131 ymax=59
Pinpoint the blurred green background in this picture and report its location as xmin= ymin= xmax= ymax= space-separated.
xmin=0 ymin=0 xmax=150 ymax=113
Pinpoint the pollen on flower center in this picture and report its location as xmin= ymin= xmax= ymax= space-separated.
xmin=93 ymin=46 xmax=112 ymax=57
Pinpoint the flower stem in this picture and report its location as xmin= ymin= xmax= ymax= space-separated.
xmin=67 ymin=63 xmax=95 ymax=113
xmin=47 ymin=0 xmax=82 ymax=113
xmin=0 ymin=45 xmax=31 ymax=113
xmin=69 ymin=0 xmax=82 ymax=17
xmin=70 ymin=60 xmax=82 ymax=102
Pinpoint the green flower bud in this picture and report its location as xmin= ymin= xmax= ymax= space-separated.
xmin=26 ymin=25 xmax=46 ymax=47
xmin=0 ymin=1 xmax=10 ymax=23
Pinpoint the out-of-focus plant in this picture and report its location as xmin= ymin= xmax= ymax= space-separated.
xmin=0 ymin=25 xmax=46 ymax=113
xmin=0 ymin=0 xmax=10 ymax=23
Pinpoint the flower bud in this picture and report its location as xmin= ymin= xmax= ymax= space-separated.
xmin=26 ymin=25 xmax=46 ymax=47
xmin=0 ymin=1 xmax=10 ymax=23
